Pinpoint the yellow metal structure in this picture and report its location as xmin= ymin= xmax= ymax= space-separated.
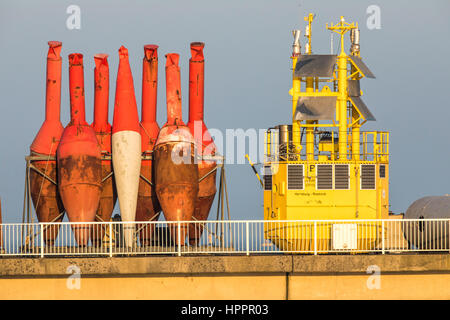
xmin=263 ymin=14 xmax=390 ymax=252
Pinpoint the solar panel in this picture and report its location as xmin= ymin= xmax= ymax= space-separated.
xmin=294 ymin=96 xmax=337 ymax=121
xmin=348 ymin=56 xmax=375 ymax=79
xmin=294 ymin=55 xmax=337 ymax=77
xmin=347 ymin=79 xmax=361 ymax=97
xmin=349 ymin=96 xmax=376 ymax=121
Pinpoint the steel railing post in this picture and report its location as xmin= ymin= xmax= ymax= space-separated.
xmin=109 ymin=222 xmax=113 ymax=258
xmin=381 ymin=220 xmax=385 ymax=254
xmin=177 ymin=222 xmax=181 ymax=257
xmin=246 ymin=221 xmax=250 ymax=255
xmin=314 ymin=221 xmax=317 ymax=255
xmin=40 ymin=223 xmax=44 ymax=258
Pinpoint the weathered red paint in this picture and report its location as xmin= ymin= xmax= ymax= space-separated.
xmin=90 ymin=54 xmax=117 ymax=246
xmin=136 ymin=45 xmax=161 ymax=245
xmin=57 ymin=53 xmax=102 ymax=246
xmin=154 ymin=53 xmax=199 ymax=245
xmin=31 ymin=41 xmax=64 ymax=155
xmin=30 ymin=41 xmax=65 ymax=245
xmin=187 ymin=42 xmax=217 ymax=245
xmin=112 ymin=46 xmax=141 ymax=134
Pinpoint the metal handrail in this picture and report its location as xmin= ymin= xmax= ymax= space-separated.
xmin=0 ymin=218 xmax=448 ymax=257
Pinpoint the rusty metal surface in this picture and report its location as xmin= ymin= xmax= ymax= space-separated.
xmin=189 ymin=161 xmax=216 ymax=245
xmin=29 ymin=157 xmax=65 ymax=245
xmin=91 ymin=161 xmax=117 ymax=246
xmin=57 ymin=53 xmax=102 ymax=246
xmin=154 ymin=142 xmax=198 ymax=245
xmin=58 ymin=153 xmax=102 ymax=246
xmin=136 ymin=160 xmax=161 ymax=245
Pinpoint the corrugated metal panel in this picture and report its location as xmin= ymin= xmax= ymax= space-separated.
xmin=295 ymin=96 xmax=337 ymax=121
xmin=349 ymin=96 xmax=376 ymax=121
xmin=335 ymin=164 xmax=349 ymax=190
xmin=294 ymin=54 xmax=337 ymax=77
xmin=348 ymin=55 xmax=375 ymax=79
xmin=263 ymin=166 xmax=272 ymax=191
xmin=287 ymin=164 xmax=304 ymax=190
xmin=317 ymin=164 xmax=333 ymax=190
xmin=361 ymin=164 xmax=376 ymax=189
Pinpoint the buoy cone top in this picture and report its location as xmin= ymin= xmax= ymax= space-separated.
xmin=47 ymin=41 xmax=62 ymax=60
xmin=69 ymin=53 xmax=83 ymax=66
xmin=112 ymin=46 xmax=140 ymax=134
xmin=94 ymin=53 xmax=109 ymax=69
xmin=190 ymin=42 xmax=205 ymax=62
xmin=166 ymin=53 xmax=180 ymax=67
xmin=144 ymin=45 xmax=159 ymax=61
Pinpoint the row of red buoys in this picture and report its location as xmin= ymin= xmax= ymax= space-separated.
xmin=29 ymin=42 xmax=217 ymax=247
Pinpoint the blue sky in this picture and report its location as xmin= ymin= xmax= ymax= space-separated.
xmin=0 ymin=0 xmax=449 ymax=222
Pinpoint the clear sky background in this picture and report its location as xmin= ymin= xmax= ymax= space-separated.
xmin=0 ymin=0 xmax=449 ymax=222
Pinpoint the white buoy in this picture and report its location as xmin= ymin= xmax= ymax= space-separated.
xmin=112 ymin=46 xmax=142 ymax=248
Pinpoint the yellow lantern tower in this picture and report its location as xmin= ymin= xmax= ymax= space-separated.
xmin=263 ymin=14 xmax=389 ymax=252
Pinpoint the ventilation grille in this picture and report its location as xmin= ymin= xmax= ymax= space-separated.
xmin=379 ymin=165 xmax=386 ymax=178
xmin=263 ymin=166 xmax=272 ymax=191
xmin=361 ymin=164 xmax=376 ymax=189
xmin=288 ymin=165 xmax=304 ymax=190
xmin=317 ymin=165 xmax=333 ymax=190
xmin=335 ymin=165 xmax=349 ymax=189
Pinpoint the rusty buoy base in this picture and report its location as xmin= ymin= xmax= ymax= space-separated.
xmin=58 ymin=154 xmax=102 ymax=247
xmin=59 ymin=183 xmax=101 ymax=246
xmin=157 ymin=183 xmax=198 ymax=246
xmin=91 ymin=161 xmax=117 ymax=247
xmin=136 ymin=162 xmax=161 ymax=246
xmin=189 ymin=161 xmax=217 ymax=245
xmin=30 ymin=156 xmax=65 ymax=246
xmin=154 ymin=142 xmax=198 ymax=246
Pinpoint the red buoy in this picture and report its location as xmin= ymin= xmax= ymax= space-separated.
xmin=154 ymin=53 xmax=198 ymax=246
xmin=136 ymin=45 xmax=161 ymax=246
xmin=57 ymin=53 xmax=102 ymax=246
xmin=90 ymin=54 xmax=117 ymax=246
xmin=30 ymin=41 xmax=65 ymax=245
xmin=187 ymin=42 xmax=217 ymax=245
